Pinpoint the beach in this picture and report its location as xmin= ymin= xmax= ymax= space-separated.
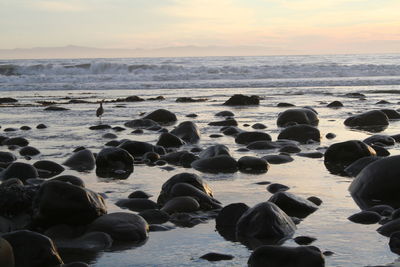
xmin=1 ymin=54 xmax=400 ymax=266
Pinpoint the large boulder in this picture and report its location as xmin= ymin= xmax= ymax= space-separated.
xmin=223 ymin=94 xmax=259 ymax=106
xmin=0 ymin=162 xmax=38 ymax=183
xmin=118 ymin=140 xmax=165 ymax=159
xmin=87 ymin=212 xmax=148 ymax=242
xmin=324 ymin=140 xmax=376 ymax=175
xmin=33 ymin=180 xmax=107 ymax=227
xmin=236 ymin=202 xmax=296 ymax=246
xmin=278 ymin=125 xmax=320 ymax=143
xmin=143 ymin=109 xmax=177 ymax=125
xmin=95 ymin=147 xmax=134 ymax=179
xmin=235 ymin=132 xmax=272 ymax=145
xmin=2 ymin=230 xmax=63 ymax=267
xmin=277 ymin=108 xmax=319 ymax=127
xmin=268 ymin=192 xmax=319 ymax=218
xmin=191 ymin=155 xmax=238 ymax=173
xmin=349 ymin=155 xmax=400 ymax=209
xmin=63 ymin=149 xmax=95 ymax=171
xmin=344 ymin=110 xmax=389 ymax=132
xmin=156 ymin=133 xmax=185 ymax=148
xmin=248 ymin=245 xmax=325 ymax=267
xmin=170 ymin=121 xmax=201 ymax=143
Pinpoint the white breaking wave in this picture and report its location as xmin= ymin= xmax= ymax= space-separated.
xmin=0 ymin=54 xmax=400 ymax=91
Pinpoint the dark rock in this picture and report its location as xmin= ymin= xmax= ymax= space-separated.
xmin=208 ymin=118 xmax=238 ymax=127
xmin=128 ymin=190 xmax=152 ymax=199
xmin=89 ymin=124 xmax=111 ymax=130
xmin=3 ymin=128 xmax=17 ymax=132
xmin=223 ymin=94 xmax=260 ymax=106
xmin=138 ymin=209 xmax=169 ymax=224
xmin=160 ymin=196 xmax=200 ymax=214
xmin=95 ymin=147 xmax=134 ymax=179
xmin=371 ymin=145 xmax=390 ymax=157
xmin=200 ymin=252 xmax=234 ymax=261
xmin=278 ymin=125 xmax=320 ymax=143
xmin=160 ymin=151 xmax=198 ymax=167
xmin=377 ymin=218 xmax=400 ymax=237
xmin=325 ymin=133 xmax=336 ymax=139
xmin=381 ymin=109 xmax=400 ymax=120
xmin=102 ymin=133 xmax=117 ymax=139
xmin=248 ymin=245 xmax=325 ymax=267
xmin=215 ymin=203 xmax=249 ymax=228
xmin=376 ymin=100 xmax=390 ymax=104
xmin=199 ymin=144 xmax=231 ymax=158
xmin=235 ymin=131 xmax=272 ymax=145
xmin=105 ymin=140 xmax=121 ymax=147
xmin=294 ymin=236 xmax=317 ymax=245
xmin=0 ymin=183 xmax=36 ymax=217
xmin=169 ymin=212 xmax=207 ymax=227
xmin=262 ymin=154 xmax=294 ymax=164
xmin=112 ymin=126 xmax=126 ymax=132
xmin=87 ymin=212 xmax=148 ymax=242
xmin=247 ymin=141 xmax=280 ymax=150
xmin=0 ymin=152 xmax=16 ymax=163
xmin=176 ymin=97 xmax=207 ymax=102
xmin=324 ymin=140 xmax=376 ymax=175
xmin=131 ymin=129 xmax=144 ymax=134
xmin=344 ymin=110 xmax=389 ymax=132
xmin=252 ymin=123 xmax=267 ymax=129
xmin=0 ymin=237 xmax=14 ymax=267
xmin=0 ymin=97 xmax=17 ymax=104
xmin=148 ymin=224 xmax=174 ymax=232
xmin=297 ymin=152 xmax=324 ymax=158
xmin=238 ymin=156 xmax=269 ymax=173
xmin=348 ymin=211 xmax=381 ymax=224
xmin=143 ymin=109 xmax=177 ymax=125
xmin=170 ymin=121 xmax=201 ymax=143
xmin=267 ymin=183 xmax=289 ymax=194
xmin=33 ymin=180 xmax=107 ymax=227
xmin=124 ymin=119 xmax=159 ymax=129
xmin=344 ymin=156 xmax=381 ymax=177
xmin=2 ymin=230 xmax=63 ymax=267
xmin=19 ymin=146 xmax=40 ymax=156
xmin=124 ymin=95 xmax=145 ymax=102
xmin=36 ymin=124 xmax=47 ymax=129
xmin=389 ymin=231 xmax=400 ymax=255
xmin=51 ymin=175 xmax=85 ymax=187
xmin=368 ymin=205 xmax=394 ymax=216
xmin=327 ymin=100 xmax=343 ymax=108
xmin=20 ymin=126 xmax=31 ymax=130
xmin=116 ymin=198 xmax=158 ymax=212
xmin=345 ymin=92 xmax=365 ymax=98
xmin=269 ymin=191 xmax=318 ymax=218
xmin=0 ymin=162 xmax=38 ymax=183
xmin=33 ymin=160 xmax=65 ymax=178
xmin=307 ymin=196 xmax=323 ymax=206
xmin=2 ymin=137 xmax=29 ymax=147
xmin=191 ymin=155 xmax=238 ymax=173
xmin=215 ymin=111 xmax=234 ymax=117
xmin=277 ymin=108 xmax=319 ymax=127
xmin=63 ymin=149 xmax=95 ymax=171
xmin=364 ymin=134 xmax=395 ymax=146
xmin=156 ymin=132 xmax=185 ymax=148
xmin=210 ymin=134 xmax=223 ymax=138
xmin=277 ymin=102 xmax=295 ymax=107
xmin=118 ymin=140 xmax=165 ymax=159
xmin=221 ymin=126 xmax=243 ymax=136
xmin=44 ymin=106 xmax=69 ymax=111
xmin=186 ymin=113 xmax=197 ymax=118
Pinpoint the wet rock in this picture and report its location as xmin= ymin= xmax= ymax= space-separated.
xmin=89 ymin=124 xmax=111 ymax=130
xmin=324 ymin=140 xmax=376 ymax=175
xmin=277 ymin=102 xmax=295 ymax=107
xmin=368 ymin=205 xmax=394 ymax=216
xmin=363 ymin=134 xmax=395 ymax=146
xmin=19 ymin=146 xmax=40 ymax=156
xmin=3 ymin=128 xmax=17 ymax=132
xmin=170 ymin=121 xmax=201 ymax=143
xmin=377 ymin=218 xmax=400 ymax=237
xmin=252 ymin=123 xmax=267 ymax=129
xmin=344 ymin=156 xmax=381 ymax=177
xmin=381 ymin=109 xmax=400 ymax=120
xmin=325 ymin=133 xmax=336 ymax=139
xmin=143 ymin=109 xmax=177 ymax=125
xmin=112 ymin=126 xmax=126 ymax=132
xmin=327 ymin=100 xmax=343 ymax=108
xmin=307 ymin=196 xmax=323 ymax=206
xmin=345 ymin=92 xmax=365 ymax=98
xmin=118 ymin=140 xmax=165 ymax=159
xmin=102 ymin=133 xmax=117 ymax=139
xmin=247 ymin=141 xmax=280 ymax=150
xmin=51 ymin=175 xmax=85 ymax=187
xmin=277 ymin=108 xmax=319 ymax=127
xmin=124 ymin=119 xmax=159 ymax=129
xmin=344 ymin=110 xmax=389 ymax=132
xmin=208 ymin=118 xmax=238 ymax=126
xmin=262 ymin=154 xmax=294 ymax=164
xmin=36 ymin=124 xmax=47 ymax=129
xmin=143 ymin=152 xmax=160 ymax=163
xmin=20 ymin=126 xmax=31 ymax=130
xmin=294 ymin=236 xmax=317 ymax=245
xmin=63 ymin=149 xmax=95 ymax=172
xmin=297 ymin=152 xmax=324 ymax=158
xmin=156 ymin=132 xmax=185 ymax=148
xmin=169 ymin=212 xmax=207 ymax=227
xmin=161 ymin=196 xmax=200 ymax=214
xmin=44 ymin=106 xmax=70 ymax=111
xmin=215 ymin=111 xmax=234 ymax=117
xmin=0 ymin=97 xmax=17 ymax=104
xmin=176 ymin=97 xmax=207 ymax=102
xmin=0 ymin=237 xmax=14 ymax=267
xmin=267 ymin=183 xmax=290 ymax=194
xmin=0 ymin=183 xmax=36 ymax=217
xmin=278 ymin=125 xmax=321 ymax=143
xmin=186 ymin=113 xmax=197 ymax=118
xmin=87 ymin=212 xmax=148 ymax=242
xmin=238 ymin=156 xmax=269 ymax=174
xmin=0 ymin=152 xmax=16 ymax=163
xmin=269 ymin=191 xmax=319 ymax=218
xmin=116 ymin=198 xmax=158 ymax=212
xmin=138 ymin=209 xmax=169 ymax=224
xmin=33 ymin=180 xmax=107 ymax=227
xmin=223 ymin=94 xmax=259 ymax=106
xmin=210 ymin=134 xmax=223 ymax=138
xmin=123 ymin=95 xmax=145 ymax=102
xmin=149 ymin=224 xmax=173 ymax=232
xmin=33 ymin=160 xmax=65 ymax=178
xmin=235 ymin=131 xmax=272 ymax=145
xmin=0 ymin=162 xmax=38 ymax=183
xmin=248 ymin=245 xmax=325 ymax=267
xmin=199 ymin=144 xmax=231 ymax=158
xmin=348 ymin=211 xmax=381 ymax=224
xmin=2 ymin=137 xmax=29 ymax=147
xmin=349 ymin=155 xmax=400 ymax=209
xmin=128 ymin=190 xmax=152 ymax=199
xmin=95 ymin=147 xmax=134 ymax=179
xmin=191 ymin=155 xmax=238 ymax=173
xmin=376 ymin=100 xmax=390 ymax=105
xmin=371 ymin=145 xmax=390 ymax=157
xmin=215 ymin=202 xmax=249 ymax=228
xmin=221 ymin=126 xmax=243 ymax=136
xmin=200 ymin=252 xmax=234 ymax=261
xmin=389 ymin=231 xmax=400 ymax=255
xmin=236 ymin=202 xmax=296 ymax=245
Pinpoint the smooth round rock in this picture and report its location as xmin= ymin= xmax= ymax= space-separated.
xmin=277 ymin=108 xmax=319 ymax=127
xmin=63 ymin=149 xmax=95 ymax=171
xmin=268 ymin=191 xmax=319 ymax=218
xmin=235 ymin=131 xmax=272 ymax=145
xmin=278 ymin=124 xmax=321 ymax=143
xmin=238 ymin=156 xmax=269 ymax=174
xmin=33 ymin=160 xmax=65 ymax=178
xmin=348 ymin=211 xmax=381 ymax=224
xmin=215 ymin=202 xmax=249 ymax=228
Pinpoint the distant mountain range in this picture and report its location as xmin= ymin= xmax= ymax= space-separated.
xmin=0 ymin=45 xmax=296 ymax=59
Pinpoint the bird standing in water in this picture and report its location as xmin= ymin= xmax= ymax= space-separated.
xmin=96 ymin=100 xmax=104 ymax=122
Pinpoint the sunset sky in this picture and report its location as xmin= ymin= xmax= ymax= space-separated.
xmin=1 ymin=0 xmax=399 ymax=55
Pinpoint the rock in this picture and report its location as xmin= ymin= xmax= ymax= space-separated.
xmin=0 ymin=162 xmax=38 ymax=183
xmin=267 ymin=183 xmax=290 ymax=194
xmin=223 ymin=94 xmax=259 ymax=106
xmin=0 ymin=152 xmax=16 ymax=163
xmin=2 ymin=137 xmax=29 ymax=147
xmin=307 ymin=196 xmax=323 ymax=206
xmin=269 ymin=191 xmax=319 ymax=218
xmin=138 ymin=209 xmax=169 ymax=224
xmin=235 ymin=131 xmax=272 ymax=145
xmin=378 ymin=218 xmax=400 ymax=237
xmin=2 ymin=230 xmax=63 ymax=267
xmin=200 ymin=252 xmax=234 ymax=261
xmin=345 ymin=92 xmax=365 ymax=98
xmin=363 ymin=135 xmax=395 ymax=146
xmin=33 ymin=160 xmax=65 ymax=178
xmin=118 ymin=140 xmax=165 ymax=159
xmin=36 ymin=124 xmax=47 ymax=129
xmin=44 ymin=106 xmax=69 ymax=111
xmin=262 ymin=154 xmax=294 ymax=164
xmin=20 ymin=126 xmax=31 ymax=131
xmin=156 ymin=132 xmax=185 ymax=148
xmin=248 ymin=245 xmax=325 ymax=267
xmin=169 ymin=212 xmax=207 ymax=227
xmin=344 ymin=156 xmax=381 ymax=177
xmin=221 ymin=126 xmax=243 ymax=136
xmin=215 ymin=111 xmax=234 ymax=117
xmin=128 ymin=190 xmax=152 ymax=199
xmin=389 ymin=231 xmax=400 ymax=255
xmin=19 ymin=146 xmax=40 ymax=156
xmin=324 ymin=140 xmax=376 ymax=175
xmin=370 ymin=145 xmax=390 ymax=157
xmin=63 ymin=149 xmax=95 ymax=171
xmin=143 ymin=109 xmax=177 ymax=125
xmin=186 ymin=113 xmax=197 ymax=118
xmin=89 ymin=124 xmax=111 ymax=130
xmin=176 ymin=97 xmax=207 ymax=102
xmin=277 ymin=108 xmax=319 ymax=127
xmin=112 ymin=126 xmax=125 ymax=132
xmin=33 ymin=180 xmax=107 ymax=227
xmin=294 ymin=236 xmax=317 ymax=245
xmin=0 ymin=97 xmax=17 ymax=104
xmin=51 ymin=175 xmax=85 ymax=187
xmin=325 ymin=133 xmax=336 ymax=139
xmin=124 ymin=95 xmax=145 ymax=102
xmin=349 ymin=155 xmax=400 ymax=209
xmin=95 ymin=147 xmax=134 ymax=179
xmin=368 ymin=205 xmax=394 ymax=216
xmin=208 ymin=119 xmax=238 ymax=126
xmin=297 ymin=152 xmax=324 ymax=158
xmin=236 ymin=202 xmax=296 ymax=246
xmin=87 ymin=212 xmax=148 ymax=242
xmin=238 ymin=156 xmax=269 ymax=173
xmin=149 ymin=224 xmax=174 ymax=232
xmin=344 ymin=110 xmax=389 ymax=132
xmin=102 ymin=133 xmax=117 ymax=139
xmin=0 ymin=183 xmax=36 ymax=218
xmin=143 ymin=152 xmax=160 ymax=163
xmin=376 ymin=100 xmax=390 ymax=105
xmin=278 ymin=125 xmax=321 ymax=143
xmin=348 ymin=211 xmax=381 ymax=224
xmin=161 ymin=196 xmax=200 ymax=214
xmin=124 ymin=119 xmax=159 ymax=129
xmin=327 ymin=101 xmax=343 ymax=108
xmin=191 ymin=155 xmax=238 ymax=173
xmin=199 ymin=144 xmax=231 ymax=158
xmin=0 ymin=237 xmax=14 ymax=267
xmin=215 ymin=203 xmax=249 ymax=228
xmin=3 ymin=128 xmax=17 ymax=132
xmin=381 ymin=109 xmax=400 ymax=120
xmin=116 ymin=198 xmax=158 ymax=212
xmin=170 ymin=121 xmax=201 ymax=143
xmin=277 ymin=102 xmax=295 ymax=107
xmin=247 ymin=141 xmax=280 ymax=150
xmin=252 ymin=123 xmax=267 ymax=129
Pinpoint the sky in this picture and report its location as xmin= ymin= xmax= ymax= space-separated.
xmin=0 ymin=0 xmax=399 ymax=55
